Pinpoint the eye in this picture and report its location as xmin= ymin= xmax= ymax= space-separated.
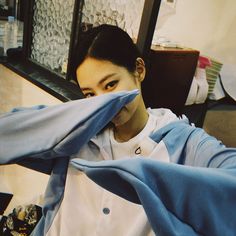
xmin=105 ymin=80 xmax=118 ymax=90
xmin=83 ymin=92 xmax=95 ymax=98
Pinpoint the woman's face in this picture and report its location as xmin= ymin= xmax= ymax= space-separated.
xmin=76 ymin=57 xmax=144 ymax=127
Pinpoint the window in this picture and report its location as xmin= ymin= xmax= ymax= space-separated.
xmin=3 ymin=0 xmax=162 ymax=101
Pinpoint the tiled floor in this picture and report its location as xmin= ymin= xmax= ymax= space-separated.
xmin=203 ymin=107 xmax=236 ymax=147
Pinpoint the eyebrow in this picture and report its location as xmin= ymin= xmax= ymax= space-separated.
xmin=80 ymin=73 xmax=117 ymax=91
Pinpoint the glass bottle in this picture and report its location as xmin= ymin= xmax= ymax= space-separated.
xmin=3 ymin=16 xmax=18 ymax=55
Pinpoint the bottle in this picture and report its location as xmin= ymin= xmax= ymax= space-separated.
xmin=3 ymin=16 xmax=18 ymax=56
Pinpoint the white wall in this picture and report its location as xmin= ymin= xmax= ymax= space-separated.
xmin=155 ymin=0 xmax=236 ymax=65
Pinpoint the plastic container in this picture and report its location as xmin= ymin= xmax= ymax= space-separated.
xmin=3 ymin=16 xmax=18 ymax=55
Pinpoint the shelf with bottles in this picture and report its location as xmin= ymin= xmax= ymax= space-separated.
xmin=0 ymin=17 xmax=23 ymax=56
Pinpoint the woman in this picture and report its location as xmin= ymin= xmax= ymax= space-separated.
xmin=68 ymin=24 xmax=236 ymax=236
xmin=1 ymin=25 xmax=236 ymax=236
xmin=49 ymin=24 xmax=178 ymax=235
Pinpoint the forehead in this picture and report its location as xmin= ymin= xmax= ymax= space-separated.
xmin=76 ymin=58 xmax=126 ymax=87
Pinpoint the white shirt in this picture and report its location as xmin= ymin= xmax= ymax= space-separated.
xmin=46 ymin=108 xmax=177 ymax=236
xmin=109 ymin=111 xmax=158 ymax=159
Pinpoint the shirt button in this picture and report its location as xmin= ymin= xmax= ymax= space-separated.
xmin=103 ymin=207 xmax=110 ymax=215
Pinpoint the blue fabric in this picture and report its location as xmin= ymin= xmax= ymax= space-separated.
xmin=0 ymin=90 xmax=138 ymax=235
xmin=149 ymin=119 xmax=236 ymax=168
xmin=0 ymin=90 xmax=138 ymax=164
xmin=72 ymin=157 xmax=236 ymax=236
xmin=32 ymin=157 xmax=69 ymax=236
xmin=1 ymin=89 xmax=236 ymax=235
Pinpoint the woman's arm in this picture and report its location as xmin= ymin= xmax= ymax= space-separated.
xmin=150 ymin=119 xmax=236 ymax=168
xmin=0 ymin=90 xmax=138 ymax=165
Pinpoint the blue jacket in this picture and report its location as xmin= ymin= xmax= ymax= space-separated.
xmin=72 ymin=120 xmax=236 ymax=236
xmin=1 ymin=90 xmax=236 ymax=236
xmin=0 ymin=90 xmax=138 ymax=235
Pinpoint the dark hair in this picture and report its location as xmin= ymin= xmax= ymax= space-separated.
xmin=72 ymin=24 xmax=141 ymax=81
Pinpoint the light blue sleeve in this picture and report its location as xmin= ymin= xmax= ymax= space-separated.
xmin=185 ymin=126 xmax=236 ymax=168
xmin=71 ymin=120 xmax=236 ymax=236
xmin=71 ymin=157 xmax=236 ymax=236
xmin=150 ymin=119 xmax=236 ymax=168
xmin=0 ymin=90 xmax=139 ymax=235
xmin=0 ymin=90 xmax=138 ymax=164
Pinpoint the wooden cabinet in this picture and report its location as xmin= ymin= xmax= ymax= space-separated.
xmin=142 ymin=46 xmax=199 ymax=115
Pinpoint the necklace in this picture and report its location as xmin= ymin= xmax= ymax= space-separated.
xmin=135 ymin=146 xmax=141 ymax=155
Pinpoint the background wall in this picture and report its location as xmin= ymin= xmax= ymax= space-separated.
xmin=155 ymin=0 xmax=236 ymax=66
xmin=154 ymin=0 xmax=236 ymax=147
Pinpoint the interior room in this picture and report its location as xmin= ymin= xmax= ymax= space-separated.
xmin=0 ymin=0 xmax=236 ymax=235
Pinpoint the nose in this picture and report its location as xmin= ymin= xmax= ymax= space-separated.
xmin=95 ymin=91 xmax=104 ymax=96
xmin=95 ymin=89 xmax=111 ymax=96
